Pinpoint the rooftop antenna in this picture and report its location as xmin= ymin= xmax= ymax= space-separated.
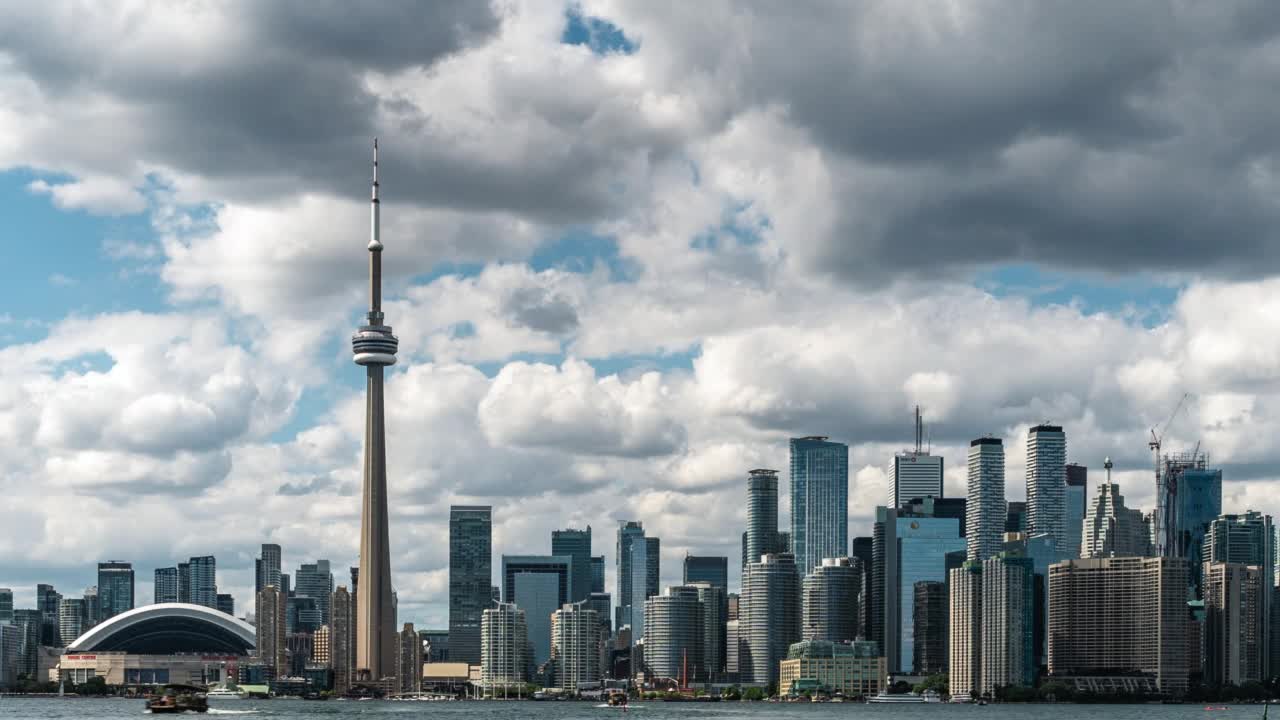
xmin=914 ymin=405 xmax=923 ymax=455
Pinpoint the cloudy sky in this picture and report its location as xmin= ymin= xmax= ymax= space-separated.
xmin=4 ymin=0 xmax=1280 ymax=629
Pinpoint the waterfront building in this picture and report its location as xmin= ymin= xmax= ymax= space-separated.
xmin=740 ymin=553 xmax=800 ymax=687
xmin=590 ymin=556 xmax=605 ymax=594
xmin=154 ymin=567 xmax=179 ymax=605
xmin=615 ymin=522 xmax=658 ymax=640
xmin=448 ymin=505 xmax=492 ymax=666
xmin=981 ymin=554 xmax=1035 ymax=694
xmin=1203 ymin=562 xmax=1264 ymax=685
xmin=255 ymin=585 xmax=287 ymax=674
xmin=967 ymin=437 xmax=1006 ymax=562
xmin=1001 ymin=532 xmax=1068 ymax=674
xmin=791 ymin=437 xmax=849 ymax=577
xmin=97 ymin=561 xmax=134 ymax=622
xmin=746 ymin=469 xmax=780 ymax=568
xmin=58 ymin=598 xmax=85 ymax=647
xmin=1203 ymin=511 xmax=1273 ymax=676
xmin=330 ymin=586 xmax=354 ymax=693
xmin=295 ymin=560 xmax=334 ymax=624
xmin=683 ymin=555 xmax=728 ymax=589
xmin=397 ymin=623 xmax=422 ymax=694
xmin=1026 ymin=424 xmax=1068 ymax=554
xmin=691 ymin=582 xmax=726 ymax=677
xmin=352 ymin=140 xmax=398 ymax=680
xmin=1082 ymin=459 xmax=1153 ymax=558
xmin=256 ymin=543 xmax=282 ymax=594
xmin=802 ymin=557 xmax=860 ymax=643
xmin=873 ymin=503 xmax=965 ymax=674
xmin=948 ymin=562 xmax=983 ymax=699
xmin=912 ymin=580 xmax=947 ymax=675
xmin=419 ymin=629 xmax=448 ymax=663
xmin=502 ymin=555 xmax=571 ymax=667
xmin=551 ymin=601 xmax=601 ymax=691
xmin=0 ymin=623 xmax=19 ymax=687
xmin=643 ymin=586 xmax=705 ymax=681
xmin=1047 ymin=556 xmax=1190 ymax=695
xmin=779 ymin=640 xmax=885 ymax=698
xmin=187 ymin=556 xmax=217 ymax=609
xmin=481 ymin=602 xmax=528 ymax=691
xmin=1065 ymin=463 xmax=1087 ymax=557
xmin=552 ymin=527 xmax=593 ymax=603
xmin=725 ymin=619 xmax=739 ymax=675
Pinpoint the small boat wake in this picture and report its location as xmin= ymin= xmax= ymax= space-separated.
xmin=207 ymin=710 xmax=260 ymax=715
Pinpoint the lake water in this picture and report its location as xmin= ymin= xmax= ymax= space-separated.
xmin=0 ymin=698 xmax=1269 ymax=720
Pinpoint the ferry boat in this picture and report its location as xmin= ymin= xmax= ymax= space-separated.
xmin=145 ymin=684 xmax=209 ymax=714
xmin=205 ymin=685 xmax=246 ymax=699
xmin=868 ymin=691 xmax=926 ymax=703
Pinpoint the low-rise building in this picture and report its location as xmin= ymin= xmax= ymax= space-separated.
xmin=778 ymin=640 xmax=884 ymax=698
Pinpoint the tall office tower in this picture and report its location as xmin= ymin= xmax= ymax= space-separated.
xmin=746 ymin=469 xmax=780 ymax=568
xmin=1005 ymin=501 xmax=1027 ymax=533
xmin=690 ymin=582 xmax=726 ymax=677
xmin=1171 ymin=459 xmax=1221 ymax=596
xmin=448 ymin=505 xmax=492 ymax=666
xmin=850 ymin=538 xmax=873 ymax=641
xmin=948 ymin=562 xmax=983 ymax=700
xmin=256 ymin=585 xmax=287 ymax=674
xmin=740 ymin=553 xmax=800 ymax=686
xmin=1203 ymin=562 xmax=1264 ymax=685
xmin=81 ymin=587 xmax=98 ymax=631
xmin=725 ymin=618 xmax=740 ymax=675
xmin=586 ymin=592 xmax=612 ymax=635
xmin=481 ymin=602 xmax=528 ymax=690
xmin=36 ymin=584 xmax=61 ymax=646
xmin=501 ymin=555 xmax=571 ymax=667
xmin=256 ymin=544 xmax=282 ymax=594
xmin=967 ymin=437 xmax=1006 ymax=562
xmin=0 ymin=588 xmax=11 ymax=625
xmin=154 ymin=567 xmax=179 ymax=604
xmin=980 ymin=554 xmax=1035 ymax=694
xmin=1026 ymin=424 xmax=1068 ymax=554
xmin=330 ymin=586 xmax=354 ymax=693
xmin=1048 ymin=557 xmax=1190 ymax=695
xmin=58 ymin=598 xmax=85 ymax=646
xmin=873 ymin=504 xmax=966 ymax=674
xmin=1001 ymin=533 xmax=1068 ymax=675
xmin=1204 ymin=511 xmax=1273 ymax=676
xmin=791 ymin=437 xmax=850 ymax=577
xmin=552 ymin=527 xmax=593 ymax=603
xmin=288 ymin=595 xmax=322 ymax=635
xmin=684 ymin=555 xmax=728 ymax=589
xmin=643 ymin=586 xmax=705 ymax=681
xmin=912 ymin=581 xmax=947 ymax=675
xmin=1064 ymin=463 xmax=1087 ymax=557
xmin=296 ymin=560 xmax=334 ymax=624
xmin=615 ymin=521 xmax=657 ymax=639
xmin=890 ymin=409 xmax=944 ymax=507
xmin=187 ymin=555 xmax=217 ymax=608
xmin=551 ymin=601 xmax=601 ymax=691
xmin=802 ymin=557 xmax=860 ymax=643
xmin=397 ymin=623 xmax=422 ymax=694
xmin=97 ymin=561 xmax=134 ymax=622
xmin=352 ymin=139 xmax=398 ymax=681
xmin=0 ymin=623 xmax=19 ymax=687
xmin=177 ymin=562 xmax=191 ymax=603
xmin=1082 ymin=459 xmax=1154 ymax=558
xmin=13 ymin=609 xmax=40 ymax=679
xmin=590 ymin=556 xmax=605 ymax=594
xmin=902 ymin=496 xmax=968 ymax=536
xmin=216 ymin=594 xmax=234 ymax=616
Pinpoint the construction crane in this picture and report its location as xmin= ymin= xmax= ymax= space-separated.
xmin=1149 ymin=392 xmax=1190 ymax=557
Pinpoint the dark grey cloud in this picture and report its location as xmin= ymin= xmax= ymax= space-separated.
xmin=502 ymin=287 xmax=580 ymax=334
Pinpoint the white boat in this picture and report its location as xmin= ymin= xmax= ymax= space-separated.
xmin=868 ymin=691 xmax=926 ymax=703
xmin=922 ymin=690 xmax=943 ymax=703
xmin=206 ymin=685 xmax=247 ymax=699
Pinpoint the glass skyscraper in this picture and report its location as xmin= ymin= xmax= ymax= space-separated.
xmin=616 ymin=521 xmax=658 ymax=640
xmin=683 ymin=555 xmax=728 ymax=589
xmin=96 ymin=561 xmax=134 ymax=622
xmin=1173 ymin=464 xmax=1222 ymax=595
xmin=590 ymin=556 xmax=605 ymax=594
xmin=256 ymin=544 xmax=282 ymax=594
xmin=746 ymin=469 xmax=780 ymax=569
xmin=154 ymin=567 xmax=179 ymax=604
xmin=187 ymin=556 xmax=217 ymax=609
xmin=1065 ymin=464 xmax=1087 ymax=557
xmin=449 ymin=505 xmax=492 ymax=666
xmin=295 ymin=560 xmax=334 ymax=624
xmin=0 ymin=587 xmax=12 ymax=624
xmin=1026 ymin=425 xmax=1068 ymax=554
xmin=501 ymin=555 xmax=571 ymax=667
xmin=551 ymin=527 xmax=593 ymax=603
xmin=790 ymin=436 xmax=849 ymax=576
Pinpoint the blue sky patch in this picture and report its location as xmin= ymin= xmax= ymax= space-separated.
xmin=976 ymin=263 xmax=1180 ymax=326
xmin=561 ymin=7 xmax=637 ymax=55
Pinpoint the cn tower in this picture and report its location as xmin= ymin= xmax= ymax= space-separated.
xmin=352 ymin=139 xmax=397 ymax=680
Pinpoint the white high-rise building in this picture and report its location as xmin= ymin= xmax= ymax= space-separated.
xmin=741 ymin=554 xmax=800 ymax=687
xmin=643 ymin=586 xmax=705 ymax=682
xmin=1026 ymin=424 xmax=1068 ymax=554
xmin=980 ymin=555 xmax=1035 ymax=695
xmin=1081 ymin=458 xmax=1153 ymax=558
xmin=551 ymin=601 xmax=601 ymax=692
xmin=967 ymin=438 xmax=1006 ymax=562
xmin=481 ymin=603 xmax=528 ymax=691
xmin=948 ymin=562 xmax=982 ymax=700
xmin=889 ymin=407 xmax=944 ymax=508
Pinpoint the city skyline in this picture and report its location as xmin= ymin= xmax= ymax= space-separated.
xmin=6 ymin=1 xmax=1280 ymax=639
